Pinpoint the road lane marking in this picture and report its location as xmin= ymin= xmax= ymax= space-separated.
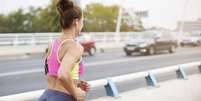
xmin=0 ymin=57 xmax=142 ymax=77
xmin=0 ymin=69 xmax=43 ymax=77
xmin=0 ymin=49 xmax=201 ymax=77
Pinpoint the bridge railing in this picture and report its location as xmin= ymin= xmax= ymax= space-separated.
xmin=0 ymin=32 xmax=140 ymax=48
xmin=0 ymin=61 xmax=200 ymax=101
xmin=0 ymin=31 xmax=183 ymax=50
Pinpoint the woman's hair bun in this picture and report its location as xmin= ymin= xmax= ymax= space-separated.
xmin=57 ymin=0 xmax=74 ymax=13
xmin=57 ymin=0 xmax=82 ymax=29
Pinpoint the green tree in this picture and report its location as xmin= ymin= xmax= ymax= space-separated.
xmin=0 ymin=14 xmax=9 ymax=33
xmin=31 ymin=0 xmax=60 ymax=32
xmin=0 ymin=9 xmax=30 ymax=33
xmin=83 ymin=3 xmax=143 ymax=32
xmin=83 ymin=3 xmax=118 ymax=32
xmin=0 ymin=0 xmax=143 ymax=33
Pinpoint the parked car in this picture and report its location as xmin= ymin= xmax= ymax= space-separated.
xmin=78 ymin=34 xmax=96 ymax=56
xmin=180 ymin=33 xmax=201 ymax=47
xmin=124 ymin=31 xmax=179 ymax=56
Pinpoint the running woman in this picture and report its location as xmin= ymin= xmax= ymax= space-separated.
xmin=39 ymin=0 xmax=90 ymax=101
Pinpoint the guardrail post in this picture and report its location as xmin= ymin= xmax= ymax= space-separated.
xmin=30 ymin=34 xmax=36 ymax=46
xmin=126 ymin=33 xmax=130 ymax=41
xmin=13 ymin=35 xmax=19 ymax=46
xmin=146 ymin=71 xmax=159 ymax=87
xmin=176 ymin=66 xmax=188 ymax=80
xmin=104 ymin=78 xmax=119 ymax=97
xmin=115 ymin=34 xmax=120 ymax=43
xmin=103 ymin=34 xmax=107 ymax=44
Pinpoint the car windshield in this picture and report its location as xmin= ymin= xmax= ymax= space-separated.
xmin=137 ymin=32 xmax=157 ymax=39
xmin=184 ymin=33 xmax=201 ymax=37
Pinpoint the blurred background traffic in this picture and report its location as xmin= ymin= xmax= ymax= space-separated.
xmin=0 ymin=0 xmax=200 ymax=56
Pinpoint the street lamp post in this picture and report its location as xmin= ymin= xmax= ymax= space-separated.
xmin=115 ymin=0 xmax=123 ymax=42
xmin=179 ymin=0 xmax=189 ymax=33
xmin=116 ymin=1 xmax=123 ymax=34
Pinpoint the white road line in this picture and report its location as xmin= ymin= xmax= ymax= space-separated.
xmin=0 ymin=50 xmax=200 ymax=77
xmin=0 ymin=58 xmax=140 ymax=77
xmin=0 ymin=69 xmax=43 ymax=77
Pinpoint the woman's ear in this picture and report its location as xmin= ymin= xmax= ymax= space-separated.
xmin=72 ymin=19 xmax=78 ymax=27
xmin=74 ymin=19 xmax=79 ymax=26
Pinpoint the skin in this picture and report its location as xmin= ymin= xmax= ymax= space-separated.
xmin=45 ymin=18 xmax=90 ymax=101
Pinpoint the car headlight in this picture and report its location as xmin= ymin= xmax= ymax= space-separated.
xmin=139 ymin=43 xmax=148 ymax=47
xmin=190 ymin=40 xmax=195 ymax=42
xmin=190 ymin=39 xmax=197 ymax=42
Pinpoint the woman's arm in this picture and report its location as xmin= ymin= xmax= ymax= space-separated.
xmin=58 ymin=44 xmax=85 ymax=101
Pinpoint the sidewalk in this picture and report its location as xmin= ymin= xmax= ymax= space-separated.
xmin=90 ymin=74 xmax=201 ymax=101
xmin=0 ymin=46 xmax=46 ymax=57
xmin=0 ymin=46 xmax=123 ymax=57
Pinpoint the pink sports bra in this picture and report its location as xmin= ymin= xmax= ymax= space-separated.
xmin=44 ymin=38 xmax=85 ymax=80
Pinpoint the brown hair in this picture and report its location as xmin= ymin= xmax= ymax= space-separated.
xmin=57 ymin=0 xmax=82 ymax=29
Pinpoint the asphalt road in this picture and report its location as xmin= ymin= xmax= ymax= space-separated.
xmin=0 ymin=47 xmax=201 ymax=100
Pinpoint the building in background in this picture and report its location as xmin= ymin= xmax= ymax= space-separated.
xmin=177 ymin=20 xmax=201 ymax=34
xmin=122 ymin=8 xmax=148 ymax=31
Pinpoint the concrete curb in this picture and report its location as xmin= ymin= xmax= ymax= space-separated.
xmin=0 ymin=46 xmax=124 ymax=57
xmin=90 ymin=74 xmax=201 ymax=101
xmin=0 ymin=46 xmax=46 ymax=57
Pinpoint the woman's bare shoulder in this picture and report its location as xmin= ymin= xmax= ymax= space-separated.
xmin=62 ymin=41 xmax=83 ymax=56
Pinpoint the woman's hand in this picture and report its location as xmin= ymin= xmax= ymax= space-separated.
xmin=79 ymin=80 xmax=90 ymax=92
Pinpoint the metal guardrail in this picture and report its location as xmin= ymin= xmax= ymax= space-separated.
xmin=0 ymin=33 xmax=59 ymax=46
xmin=0 ymin=32 xmax=137 ymax=56
xmin=0 ymin=32 xmax=140 ymax=49
xmin=0 ymin=31 xmax=184 ymax=50
xmin=0 ymin=61 xmax=200 ymax=101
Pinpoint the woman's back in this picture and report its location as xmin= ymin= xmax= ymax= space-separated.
xmin=46 ymin=38 xmax=82 ymax=94
xmin=39 ymin=0 xmax=88 ymax=100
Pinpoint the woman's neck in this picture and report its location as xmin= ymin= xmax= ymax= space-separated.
xmin=61 ymin=34 xmax=74 ymax=40
xmin=61 ymin=29 xmax=76 ymax=40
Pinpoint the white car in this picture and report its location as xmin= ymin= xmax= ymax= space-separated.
xmin=181 ymin=33 xmax=201 ymax=46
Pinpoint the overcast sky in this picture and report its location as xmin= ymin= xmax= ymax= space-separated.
xmin=0 ymin=0 xmax=200 ymax=29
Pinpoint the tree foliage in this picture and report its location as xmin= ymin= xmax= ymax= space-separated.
xmin=0 ymin=1 xmax=143 ymax=33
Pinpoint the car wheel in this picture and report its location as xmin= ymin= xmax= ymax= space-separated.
xmin=126 ymin=52 xmax=132 ymax=56
xmin=147 ymin=46 xmax=155 ymax=55
xmin=193 ymin=43 xmax=199 ymax=47
xmin=89 ymin=47 xmax=96 ymax=56
xmin=169 ymin=45 xmax=176 ymax=53
xmin=180 ymin=44 xmax=184 ymax=47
